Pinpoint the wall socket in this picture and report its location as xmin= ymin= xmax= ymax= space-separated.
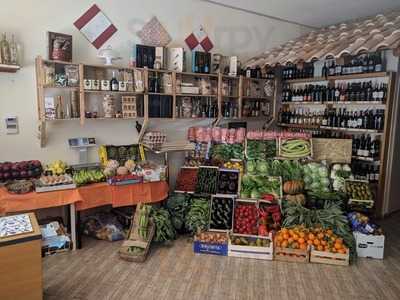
xmin=5 ymin=116 xmax=19 ymax=134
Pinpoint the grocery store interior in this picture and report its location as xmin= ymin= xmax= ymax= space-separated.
xmin=1 ymin=1 xmax=400 ymax=299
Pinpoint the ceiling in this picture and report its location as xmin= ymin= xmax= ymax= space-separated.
xmin=205 ymin=0 xmax=400 ymax=28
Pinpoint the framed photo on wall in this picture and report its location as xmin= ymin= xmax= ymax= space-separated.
xmin=47 ymin=31 xmax=72 ymax=62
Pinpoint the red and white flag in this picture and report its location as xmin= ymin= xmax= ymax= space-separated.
xmin=74 ymin=4 xmax=117 ymax=49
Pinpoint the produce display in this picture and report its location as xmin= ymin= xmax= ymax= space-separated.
xmin=175 ymin=168 xmax=198 ymax=192
xmin=230 ymin=235 xmax=271 ymax=247
xmin=345 ymin=180 xmax=373 ymax=201
xmin=246 ymin=139 xmax=277 ymax=160
xmin=330 ymin=164 xmax=353 ymax=192
xmin=99 ymin=144 xmax=139 ymax=166
xmin=303 ymin=162 xmax=330 ymax=192
xmin=44 ymin=160 xmax=71 ymax=175
xmin=39 ymin=174 xmax=73 ymax=186
xmin=138 ymin=205 xmax=151 ymax=240
xmin=279 ymin=138 xmax=312 ymax=158
xmin=72 ymin=169 xmax=106 ymax=186
xmin=240 ymin=174 xmax=281 ymax=200
xmin=246 ymin=159 xmax=303 ymax=182
xmin=195 ymin=167 xmax=219 ymax=194
xmin=5 ymin=180 xmax=34 ymax=194
xmin=223 ymin=160 xmax=243 ymax=173
xmin=276 ymin=226 xmax=349 ymax=254
xmin=185 ymin=197 xmax=210 ymax=234
xmin=258 ymin=202 xmax=281 ymax=232
xmin=0 ymin=160 xmax=42 ymax=182
xmin=233 ymin=202 xmax=258 ymax=235
xmin=194 ymin=231 xmax=228 ymax=244
xmin=166 ymin=193 xmax=191 ymax=233
xmin=209 ymin=196 xmax=234 ymax=230
xmin=150 ymin=206 xmax=176 ymax=242
xmin=347 ymin=212 xmax=383 ymax=235
xmin=210 ymin=143 xmax=244 ymax=161
xmin=306 ymin=190 xmax=347 ymax=209
xmin=217 ymin=170 xmax=239 ymax=195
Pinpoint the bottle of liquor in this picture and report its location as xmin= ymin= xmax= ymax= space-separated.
xmin=368 ymin=55 xmax=375 ymax=73
xmin=322 ymin=62 xmax=328 ymax=78
xmin=0 ymin=33 xmax=10 ymax=64
xmin=9 ymin=34 xmax=18 ymax=65
xmin=329 ymin=61 xmax=336 ymax=76
xmin=375 ymin=53 xmax=383 ymax=72
xmin=110 ymin=71 xmax=119 ymax=91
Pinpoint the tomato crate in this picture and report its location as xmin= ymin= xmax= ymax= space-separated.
xmin=310 ymin=247 xmax=349 ymax=266
xmin=209 ymin=195 xmax=235 ymax=232
xmin=193 ymin=231 xmax=228 ymax=256
xmin=228 ymin=233 xmax=273 ymax=260
xmin=274 ymin=246 xmax=310 ymax=263
xmin=232 ymin=199 xmax=258 ymax=236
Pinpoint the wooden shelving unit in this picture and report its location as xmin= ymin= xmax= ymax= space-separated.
xmin=277 ymin=70 xmax=397 ymax=215
xmin=35 ymin=56 xmax=277 ymax=147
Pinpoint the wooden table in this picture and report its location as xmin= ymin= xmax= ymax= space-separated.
xmin=0 ymin=181 xmax=169 ymax=249
xmin=0 ymin=213 xmax=42 ymax=300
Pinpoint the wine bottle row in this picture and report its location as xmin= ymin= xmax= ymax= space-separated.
xmin=352 ymin=161 xmax=380 ymax=183
xmin=282 ymin=81 xmax=387 ymax=103
xmin=279 ymin=107 xmax=385 ymax=130
xmin=352 ymin=134 xmax=380 ymax=159
xmin=282 ymin=63 xmax=314 ymax=80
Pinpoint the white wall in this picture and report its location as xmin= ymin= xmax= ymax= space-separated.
xmin=0 ymin=0 xmax=307 ymax=165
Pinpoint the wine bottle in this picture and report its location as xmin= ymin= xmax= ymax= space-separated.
xmin=110 ymin=71 xmax=119 ymax=91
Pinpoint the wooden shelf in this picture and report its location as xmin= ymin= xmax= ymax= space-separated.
xmin=352 ymin=156 xmax=380 ymax=162
xmin=43 ymin=85 xmax=79 ymax=91
xmin=148 ymin=92 xmax=173 ymax=96
xmin=278 ymin=123 xmax=320 ymax=129
xmin=84 ymin=90 xmax=142 ymax=95
xmin=45 ymin=118 xmax=80 ymax=122
xmin=176 ymin=93 xmax=217 ymax=97
xmin=42 ymin=59 xmax=77 ymax=66
xmin=242 ymin=77 xmax=269 ymax=82
xmin=85 ymin=117 xmax=143 ymax=120
xmin=222 ymin=95 xmax=239 ymax=98
xmin=178 ymin=71 xmax=218 ymax=78
xmin=242 ymin=96 xmax=271 ymax=100
xmin=0 ymin=64 xmax=21 ymax=73
xmin=283 ymin=101 xmax=385 ymax=106
xmin=285 ymin=72 xmax=389 ymax=84
xmin=320 ymin=126 xmax=383 ymax=133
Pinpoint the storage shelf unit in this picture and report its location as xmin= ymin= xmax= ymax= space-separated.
xmin=35 ymin=56 xmax=276 ymax=147
xmin=277 ymin=70 xmax=396 ymax=216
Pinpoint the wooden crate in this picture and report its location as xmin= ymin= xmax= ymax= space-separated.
xmin=310 ymin=247 xmax=349 ymax=266
xmin=274 ymin=246 xmax=310 ymax=263
xmin=228 ymin=233 xmax=273 ymax=260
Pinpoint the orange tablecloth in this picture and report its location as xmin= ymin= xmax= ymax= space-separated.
xmin=0 ymin=181 xmax=169 ymax=214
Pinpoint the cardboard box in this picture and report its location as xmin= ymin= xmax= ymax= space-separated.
xmin=354 ymin=232 xmax=384 ymax=259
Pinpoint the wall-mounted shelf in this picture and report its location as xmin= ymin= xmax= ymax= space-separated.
xmin=284 ymin=72 xmax=389 ymax=84
xmin=0 ymin=64 xmax=21 ymax=73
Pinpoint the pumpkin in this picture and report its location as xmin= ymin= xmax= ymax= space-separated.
xmin=285 ymin=194 xmax=306 ymax=205
xmin=116 ymin=166 xmax=129 ymax=176
xmin=283 ymin=180 xmax=304 ymax=195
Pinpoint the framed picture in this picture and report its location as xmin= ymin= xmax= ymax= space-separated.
xmin=47 ymin=31 xmax=72 ymax=62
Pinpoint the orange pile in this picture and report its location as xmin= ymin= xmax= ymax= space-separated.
xmin=275 ymin=226 xmax=348 ymax=254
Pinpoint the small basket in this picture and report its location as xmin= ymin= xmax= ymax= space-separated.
xmin=5 ymin=180 xmax=34 ymax=194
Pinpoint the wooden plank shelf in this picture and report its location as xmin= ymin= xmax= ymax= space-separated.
xmin=284 ymin=72 xmax=389 ymax=84
xmin=277 ymin=123 xmax=320 ymax=129
xmin=84 ymin=90 xmax=141 ymax=95
xmin=43 ymin=85 xmax=79 ymax=90
xmin=283 ymin=101 xmax=385 ymax=106
xmin=0 ymin=64 xmax=21 ymax=73
xmin=319 ymin=126 xmax=383 ymax=134
xmin=352 ymin=156 xmax=380 ymax=162
xmin=176 ymin=93 xmax=217 ymax=97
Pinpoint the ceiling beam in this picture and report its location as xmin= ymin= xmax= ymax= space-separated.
xmin=199 ymin=0 xmax=318 ymax=29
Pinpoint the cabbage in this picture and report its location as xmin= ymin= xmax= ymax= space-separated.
xmin=310 ymin=182 xmax=321 ymax=190
xmin=333 ymin=164 xmax=342 ymax=171
xmin=247 ymin=161 xmax=256 ymax=173
xmin=318 ymin=167 xmax=328 ymax=178
xmin=320 ymin=178 xmax=330 ymax=187
xmin=251 ymin=188 xmax=261 ymax=199
xmin=256 ymin=160 xmax=268 ymax=174
xmin=304 ymin=176 xmax=313 ymax=185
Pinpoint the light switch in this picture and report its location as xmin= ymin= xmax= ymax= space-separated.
xmin=5 ymin=116 xmax=19 ymax=134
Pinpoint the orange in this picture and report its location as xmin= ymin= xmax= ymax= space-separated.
xmin=313 ymin=239 xmax=320 ymax=246
xmin=307 ymin=240 xmax=314 ymax=246
xmin=326 ymin=229 xmax=333 ymax=236
xmin=298 ymin=238 xmax=305 ymax=244
xmin=292 ymin=234 xmax=299 ymax=241
xmin=300 ymin=244 xmax=307 ymax=250
xmin=281 ymin=240 xmax=288 ymax=248
xmin=299 ymin=232 xmax=306 ymax=238
xmin=321 ymin=240 xmax=327 ymax=246
xmin=276 ymin=241 xmax=281 ymax=247
xmin=334 ymin=243 xmax=342 ymax=250
xmin=308 ymin=233 xmax=315 ymax=241
xmin=288 ymin=237 xmax=294 ymax=244
xmin=283 ymin=233 xmax=290 ymax=240
xmin=317 ymin=233 xmax=324 ymax=240
xmin=276 ymin=235 xmax=283 ymax=242
xmin=281 ymin=228 xmax=288 ymax=234
xmin=317 ymin=245 xmax=324 ymax=251
xmin=336 ymin=238 xmax=343 ymax=245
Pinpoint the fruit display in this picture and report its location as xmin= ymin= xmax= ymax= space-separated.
xmin=275 ymin=226 xmax=349 ymax=254
xmin=217 ymin=170 xmax=239 ymax=195
xmin=331 ymin=164 xmax=353 ymax=192
xmin=233 ymin=202 xmax=258 ymax=235
xmin=347 ymin=212 xmax=383 ymax=235
xmin=195 ymin=231 xmax=228 ymax=244
xmin=345 ymin=180 xmax=373 ymax=201
xmin=210 ymin=143 xmax=244 ymax=161
xmin=100 ymin=144 xmax=139 ymax=166
xmin=195 ymin=167 xmax=219 ymax=194
xmin=39 ymin=175 xmax=73 ymax=186
xmin=303 ymin=162 xmax=330 ymax=192
xmin=209 ymin=196 xmax=234 ymax=230
xmin=246 ymin=159 xmax=303 ymax=182
xmin=185 ymin=197 xmax=210 ymax=234
xmin=240 ymin=175 xmax=281 ymax=200
xmin=279 ymin=138 xmax=312 ymax=158
xmin=44 ymin=160 xmax=71 ymax=175
xmin=258 ymin=202 xmax=282 ymax=232
xmin=230 ymin=235 xmax=271 ymax=247
xmin=223 ymin=160 xmax=243 ymax=173
xmin=0 ymin=160 xmax=42 ymax=182
xmin=149 ymin=206 xmax=176 ymax=242
xmin=175 ymin=167 xmax=198 ymax=192
xmin=72 ymin=169 xmax=106 ymax=186
xmin=246 ymin=139 xmax=277 ymax=160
